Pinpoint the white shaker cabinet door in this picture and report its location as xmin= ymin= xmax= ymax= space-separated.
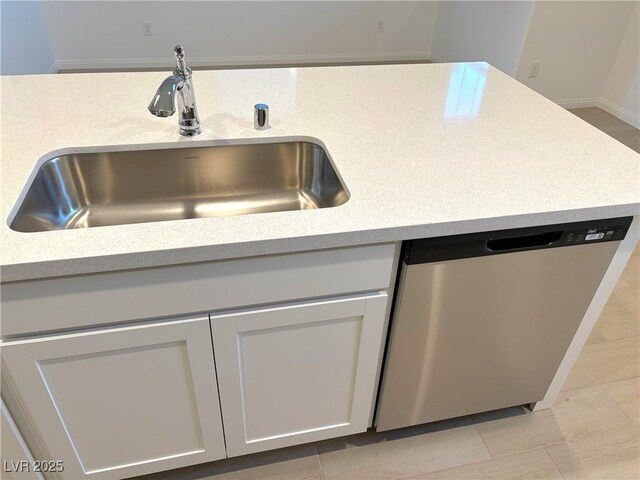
xmin=1 ymin=316 xmax=226 ymax=480
xmin=212 ymin=292 xmax=388 ymax=457
xmin=1 ymin=400 xmax=44 ymax=480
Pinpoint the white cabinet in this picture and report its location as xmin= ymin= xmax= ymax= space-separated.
xmin=1 ymin=400 xmax=43 ymax=480
xmin=1 ymin=244 xmax=398 ymax=478
xmin=1 ymin=316 xmax=226 ymax=480
xmin=212 ymin=292 xmax=388 ymax=457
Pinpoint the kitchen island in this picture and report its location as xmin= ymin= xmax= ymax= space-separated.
xmin=1 ymin=63 xmax=638 ymax=480
xmin=1 ymin=62 xmax=638 ymax=281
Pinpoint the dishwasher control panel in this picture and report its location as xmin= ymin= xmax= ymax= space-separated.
xmin=562 ymin=222 xmax=630 ymax=245
xmin=406 ymin=216 xmax=633 ymax=264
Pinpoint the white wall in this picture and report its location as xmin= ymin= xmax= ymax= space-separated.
xmin=4 ymin=0 xmax=638 ymax=127
xmin=431 ymin=1 xmax=533 ymax=75
xmin=0 ymin=1 xmax=56 ymax=75
xmin=601 ymin=2 xmax=639 ymax=127
xmin=514 ymin=1 xmax=634 ymax=103
xmin=41 ymin=1 xmax=438 ymax=70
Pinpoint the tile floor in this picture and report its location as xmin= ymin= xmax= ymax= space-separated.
xmin=134 ymin=108 xmax=639 ymax=480
xmin=569 ymin=107 xmax=640 ymax=154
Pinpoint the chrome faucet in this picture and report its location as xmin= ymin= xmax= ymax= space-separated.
xmin=148 ymin=45 xmax=201 ymax=136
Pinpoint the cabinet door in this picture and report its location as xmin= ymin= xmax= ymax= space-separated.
xmin=1 ymin=316 xmax=226 ymax=480
xmin=212 ymin=292 xmax=388 ymax=457
xmin=1 ymin=400 xmax=44 ymax=480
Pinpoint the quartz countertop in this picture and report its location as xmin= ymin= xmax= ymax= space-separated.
xmin=2 ymin=62 xmax=639 ymax=282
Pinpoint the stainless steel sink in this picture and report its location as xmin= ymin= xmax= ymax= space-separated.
xmin=9 ymin=141 xmax=349 ymax=232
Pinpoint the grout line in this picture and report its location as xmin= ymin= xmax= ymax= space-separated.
xmin=542 ymin=447 xmax=567 ymax=480
xmin=584 ymin=335 xmax=608 ymax=345
xmin=473 ymin=421 xmax=496 ymax=459
xmin=312 ymin=442 xmax=326 ymax=480
xmin=599 ymin=377 xmax=640 ymax=428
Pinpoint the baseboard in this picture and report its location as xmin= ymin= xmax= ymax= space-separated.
xmin=56 ymin=52 xmax=431 ymax=71
xmin=598 ymin=97 xmax=640 ymax=129
xmin=556 ymin=96 xmax=640 ymax=129
xmin=554 ymin=98 xmax=600 ymax=109
xmin=47 ymin=61 xmax=59 ymax=74
xmin=428 ymin=52 xmax=444 ymax=63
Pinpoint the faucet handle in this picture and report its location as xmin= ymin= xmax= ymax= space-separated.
xmin=174 ymin=45 xmax=188 ymax=74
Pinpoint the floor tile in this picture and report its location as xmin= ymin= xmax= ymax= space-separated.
xmin=402 ymin=448 xmax=562 ymax=480
xmin=230 ymin=445 xmax=323 ymax=480
xmin=585 ymin=325 xmax=607 ymax=344
xmin=609 ymin=131 xmax=640 ymax=148
xmin=129 ymin=460 xmax=235 ymax=480
xmin=594 ymin=301 xmax=640 ymax=341
xmin=131 ymin=444 xmax=322 ymax=480
xmin=545 ymin=426 xmax=639 ymax=480
xmin=561 ymin=336 xmax=639 ymax=391
xmin=609 ymin=278 xmax=640 ymax=307
xmin=569 ymin=107 xmax=610 ymax=122
xmin=569 ymin=107 xmax=640 ymax=152
xmin=317 ymin=419 xmax=490 ymax=480
xmin=621 ymin=247 xmax=639 ymax=283
xmin=473 ymin=407 xmax=565 ymax=457
xmin=473 ymin=385 xmax=633 ymax=457
xmin=603 ymin=376 xmax=640 ymax=426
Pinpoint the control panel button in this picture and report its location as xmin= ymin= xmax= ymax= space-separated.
xmin=585 ymin=233 xmax=605 ymax=241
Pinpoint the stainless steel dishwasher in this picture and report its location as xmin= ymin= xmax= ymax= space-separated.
xmin=376 ymin=217 xmax=632 ymax=432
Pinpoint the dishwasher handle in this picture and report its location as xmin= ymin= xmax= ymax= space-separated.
xmin=486 ymin=231 xmax=563 ymax=252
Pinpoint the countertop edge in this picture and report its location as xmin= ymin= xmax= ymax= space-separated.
xmin=3 ymin=203 xmax=638 ymax=284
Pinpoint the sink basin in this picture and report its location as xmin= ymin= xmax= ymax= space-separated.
xmin=10 ymin=141 xmax=349 ymax=232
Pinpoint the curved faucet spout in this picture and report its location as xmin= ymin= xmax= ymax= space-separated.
xmin=147 ymin=45 xmax=202 ymax=136
xmin=148 ymin=75 xmax=182 ymax=117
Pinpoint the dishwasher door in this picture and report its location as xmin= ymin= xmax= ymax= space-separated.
xmin=376 ymin=225 xmax=624 ymax=432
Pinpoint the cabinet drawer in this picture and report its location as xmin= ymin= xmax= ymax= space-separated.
xmin=2 ymin=243 xmax=396 ymax=338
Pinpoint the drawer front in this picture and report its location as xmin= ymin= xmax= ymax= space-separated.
xmin=2 ymin=243 xmax=396 ymax=338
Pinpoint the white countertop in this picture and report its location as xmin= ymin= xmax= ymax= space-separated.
xmin=1 ymin=63 xmax=638 ymax=282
